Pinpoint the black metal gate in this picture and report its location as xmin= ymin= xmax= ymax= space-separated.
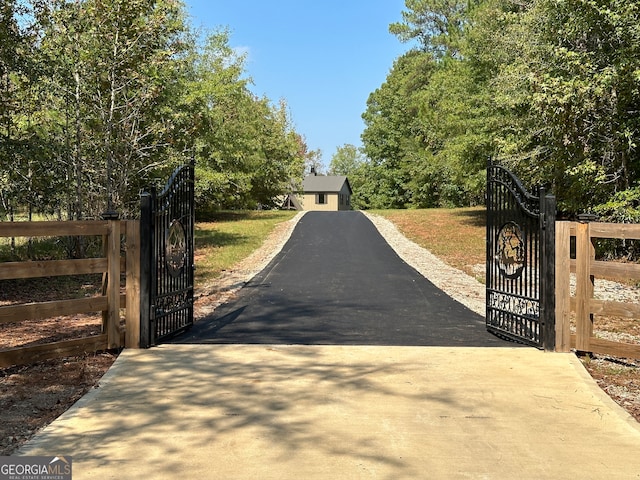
xmin=140 ymin=163 xmax=195 ymax=347
xmin=486 ymin=162 xmax=556 ymax=350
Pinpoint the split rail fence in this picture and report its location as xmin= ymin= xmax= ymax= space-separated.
xmin=0 ymin=220 xmax=141 ymax=368
xmin=4 ymin=217 xmax=640 ymax=366
xmin=556 ymin=220 xmax=640 ymax=358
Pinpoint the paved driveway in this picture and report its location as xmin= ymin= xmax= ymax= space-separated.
xmin=174 ymin=211 xmax=508 ymax=346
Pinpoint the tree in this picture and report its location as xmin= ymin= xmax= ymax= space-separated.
xmin=304 ymin=148 xmax=323 ymax=175
xmin=485 ymin=0 xmax=640 ymax=212
xmin=0 ymin=0 xmax=57 ymax=221
xmin=187 ymin=30 xmax=306 ymax=212
xmin=360 ymin=0 xmax=498 ymax=209
xmin=0 ymin=0 xmax=25 ymax=219
xmin=361 ymin=50 xmax=435 ymax=208
xmin=248 ymin=98 xmax=306 ymax=208
xmin=389 ymin=0 xmax=471 ymax=59
xmin=360 ymin=0 xmax=640 ymax=214
xmin=1 ymin=1 xmax=309 ymax=219
xmin=328 ymin=144 xmax=365 ymax=176
xmin=33 ymin=0 xmax=190 ymax=218
xmin=328 ymin=144 xmax=370 ymax=209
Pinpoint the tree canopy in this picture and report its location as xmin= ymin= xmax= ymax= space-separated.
xmin=360 ymin=0 xmax=640 ymax=218
xmin=0 ymin=0 xmax=308 ymax=220
xmin=4 ymin=0 xmax=639 ymax=218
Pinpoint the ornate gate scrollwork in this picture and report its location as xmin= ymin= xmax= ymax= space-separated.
xmin=166 ymin=220 xmax=187 ymax=277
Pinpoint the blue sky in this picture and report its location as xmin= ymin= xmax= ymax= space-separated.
xmin=184 ymin=1 xmax=411 ymax=167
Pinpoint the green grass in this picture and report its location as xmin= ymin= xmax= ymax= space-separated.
xmin=0 ymin=210 xmax=296 ymax=304
xmin=194 ymin=210 xmax=298 ymax=285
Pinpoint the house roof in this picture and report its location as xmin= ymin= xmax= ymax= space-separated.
xmin=302 ymin=175 xmax=352 ymax=194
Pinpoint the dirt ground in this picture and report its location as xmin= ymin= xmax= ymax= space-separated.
xmin=582 ymin=355 xmax=640 ymax=422
xmin=0 ymin=350 xmax=117 ymax=455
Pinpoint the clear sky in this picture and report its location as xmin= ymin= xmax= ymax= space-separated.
xmin=184 ymin=1 xmax=411 ymax=167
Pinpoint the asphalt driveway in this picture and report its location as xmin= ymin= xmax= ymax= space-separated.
xmin=174 ymin=211 xmax=508 ymax=346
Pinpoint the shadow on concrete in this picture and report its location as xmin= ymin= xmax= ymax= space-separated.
xmin=22 ymin=346 xmax=480 ymax=479
xmin=21 ymin=345 xmax=640 ymax=479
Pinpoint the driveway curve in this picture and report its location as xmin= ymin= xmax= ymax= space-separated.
xmin=174 ymin=211 xmax=508 ymax=346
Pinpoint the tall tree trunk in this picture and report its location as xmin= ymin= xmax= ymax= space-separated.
xmin=74 ymin=68 xmax=83 ymax=221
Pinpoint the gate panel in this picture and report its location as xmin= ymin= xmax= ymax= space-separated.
xmin=486 ymin=163 xmax=556 ymax=350
xmin=140 ymin=163 xmax=195 ymax=347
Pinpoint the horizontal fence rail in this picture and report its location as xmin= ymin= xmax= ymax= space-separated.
xmin=0 ymin=220 xmax=141 ymax=368
xmin=555 ymin=221 xmax=640 ymax=358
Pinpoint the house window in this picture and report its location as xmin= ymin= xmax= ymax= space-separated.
xmin=316 ymin=193 xmax=326 ymax=204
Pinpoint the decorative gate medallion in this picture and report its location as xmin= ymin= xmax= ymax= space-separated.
xmin=486 ymin=162 xmax=556 ymax=350
xmin=495 ymin=221 xmax=525 ymax=279
xmin=166 ymin=220 xmax=187 ymax=277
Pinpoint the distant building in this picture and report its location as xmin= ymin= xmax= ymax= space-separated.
xmin=280 ymin=193 xmax=302 ymax=210
xmin=300 ymin=171 xmax=352 ymax=211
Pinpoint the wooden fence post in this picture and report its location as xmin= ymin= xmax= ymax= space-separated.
xmin=555 ymin=221 xmax=571 ymax=352
xmin=575 ymin=221 xmax=594 ymax=351
xmin=106 ymin=219 xmax=121 ymax=349
xmin=125 ymin=220 xmax=141 ymax=348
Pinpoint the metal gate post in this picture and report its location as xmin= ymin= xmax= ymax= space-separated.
xmin=139 ymin=191 xmax=153 ymax=349
xmin=540 ymin=190 xmax=557 ymax=351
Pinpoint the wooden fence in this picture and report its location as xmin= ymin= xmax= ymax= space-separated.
xmin=556 ymin=221 xmax=640 ymax=358
xmin=0 ymin=220 xmax=141 ymax=368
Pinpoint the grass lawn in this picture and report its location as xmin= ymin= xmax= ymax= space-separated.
xmin=194 ymin=210 xmax=298 ymax=285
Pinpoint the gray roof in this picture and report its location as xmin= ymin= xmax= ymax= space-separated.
xmin=302 ymin=175 xmax=352 ymax=194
